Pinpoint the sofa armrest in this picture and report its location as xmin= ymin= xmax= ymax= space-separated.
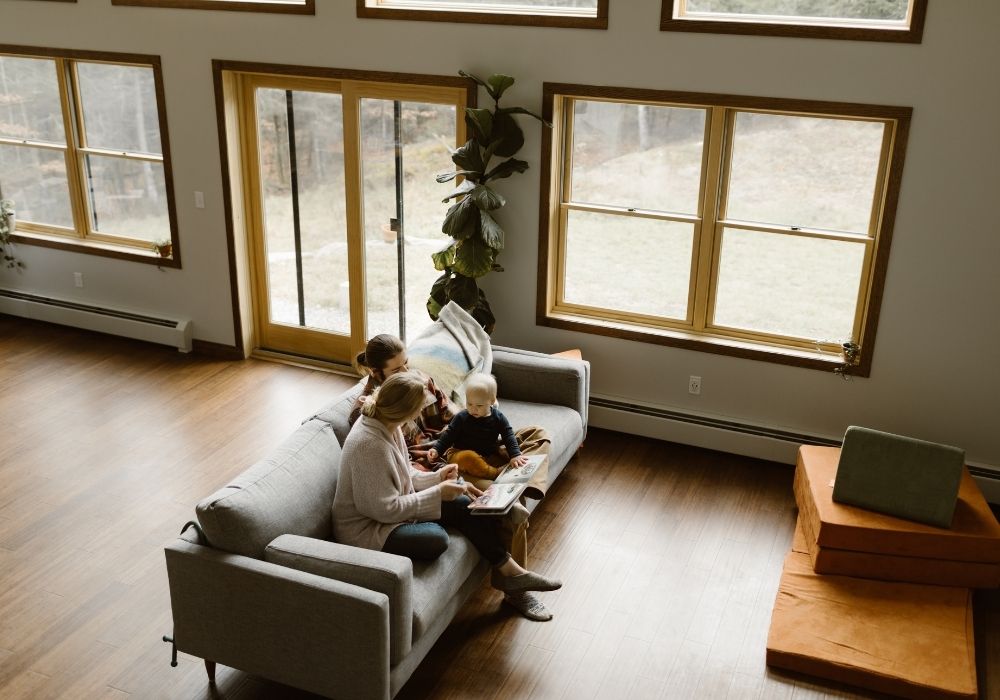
xmin=165 ymin=538 xmax=391 ymax=700
xmin=265 ymin=534 xmax=413 ymax=665
xmin=491 ymin=345 xmax=591 ymax=438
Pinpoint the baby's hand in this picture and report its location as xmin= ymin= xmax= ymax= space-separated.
xmin=510 ymin=455 xmax=528 ymax=468
xmin=427 ymin=448 xmax=439 ymax=462
xmin=438 ymin=463 xmax=459 ymax=482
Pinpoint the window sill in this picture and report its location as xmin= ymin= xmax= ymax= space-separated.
xmin=357 ymin=2 xmax=607 ymax=29
xmin=11 ymin=232 xmax=181 ymax=268
xmin=110 ymin=0 xmax=315 ymax=13
xmin=539 ymin=310 xmax=866 ymax=376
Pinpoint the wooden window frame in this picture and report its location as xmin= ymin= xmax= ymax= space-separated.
xmin=660 ymin=0 xmax=926 ymax=43
xmin=357 ymin=0 xmax=608 ymax=29
xmin=213 ymin=59 xmax=475 ymax=360
xmin=537 ymin=83 xmax=911 ymax=377
xmin=0 ymin=45 xmax=180 ymax=268
xmin=110 ymin=0 xmax=315 ymax=14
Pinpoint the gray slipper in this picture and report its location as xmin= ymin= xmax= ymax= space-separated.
xmin=503 ymin=592 xmax=553 ymax=621
xmin=492 ymin=569 xmax=562 ymax=593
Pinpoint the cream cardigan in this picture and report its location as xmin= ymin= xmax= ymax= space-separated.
xmin=332 ymin=415 xmax=442 ymax=551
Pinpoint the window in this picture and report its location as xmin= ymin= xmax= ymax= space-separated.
xmin=110 ymin=0 xmax=314 ymax=13
xmin=357 ymin=0 xmax=608 ymax=29
xmin=0 ymin=47 xmax=178 ymax=266
xmin=538 ymin=84 xmax=911 ymax=375
xmin=661 ymin=0 xmax=926 ymax=42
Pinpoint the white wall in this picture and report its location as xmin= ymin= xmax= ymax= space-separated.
xmin=2 ymin=1 xmax=998 ymax=467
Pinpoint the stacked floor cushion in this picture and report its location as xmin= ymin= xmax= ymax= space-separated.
xmin=767 ymin=527 xmax=977 ymax=700
xmin=795 ymin=445 xmax=1000 ymax=588
xmin=765 ymin=444 xmax=1000 ymax=698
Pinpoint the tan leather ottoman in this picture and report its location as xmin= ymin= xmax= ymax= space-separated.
xmin=768 ymin=529 xmax=977 ymax=700
xmin=795 ymin=446 xmax=1000 ymax=587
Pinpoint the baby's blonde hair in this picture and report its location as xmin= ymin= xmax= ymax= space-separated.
xmin=360 ymin=371 xmax=430 ymax=424
xmin=464 ymin=373 xmax=497 ymax=404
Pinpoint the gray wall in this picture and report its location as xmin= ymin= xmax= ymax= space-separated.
xmin=2 ymin=1 xmax=998 ymax=468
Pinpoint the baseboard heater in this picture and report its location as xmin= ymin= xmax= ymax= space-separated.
xmin=0 ymin=288 xmax=192 ymax=352
xmin=589 ymin=395 xmax=1000 ymax=494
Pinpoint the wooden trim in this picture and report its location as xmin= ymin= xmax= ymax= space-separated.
xmin=356 ymin=0 xmax=608 ymax=29
xmin=538 ymin=82 xmax=912 ymax=376
xmin=660 ymin=0 xmax=926 ymax=43
xmin=192 ymin=338 xmax=245 ymax=359
xmin=1 ymin=46 xmax=180 ymax=265
xmin=213 ymin=59 xmax=476 ymax=363
xmin=110 ymin=0 xmax=315 ymax=14
xmin=212 ymin=61 xmax=246 ymax=358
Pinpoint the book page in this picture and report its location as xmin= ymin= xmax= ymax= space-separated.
xmin=495 ymin=454 xmax=545 ymax=484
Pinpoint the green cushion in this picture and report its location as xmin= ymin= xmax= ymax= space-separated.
xmin=833 ymin=426 xmax=964 ymax=528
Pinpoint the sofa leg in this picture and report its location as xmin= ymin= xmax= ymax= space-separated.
xmin=205 ymin=660 xmax=217 ymax=684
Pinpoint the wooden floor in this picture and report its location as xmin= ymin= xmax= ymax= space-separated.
xmin=1 ymin=315 xmax=998 ymax=700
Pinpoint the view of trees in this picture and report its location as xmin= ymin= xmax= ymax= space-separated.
xmin=0 ymin=55 xmax=169 ymax=243
xmin=684 ymin=0 xmax=909 ymax=21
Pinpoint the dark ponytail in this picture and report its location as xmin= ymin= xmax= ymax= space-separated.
xmin=354 ymin=334 xmax=405 ymax=377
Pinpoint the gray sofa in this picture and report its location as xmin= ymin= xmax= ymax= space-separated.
xmin=164 ymin=346 xmax=590 ymax=700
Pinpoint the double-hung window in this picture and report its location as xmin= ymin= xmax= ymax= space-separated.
xmin=357 ymin=0 xmax=608 ymax=29
xmin=538 ymin=84 xmax=910 ymax=375
xmin=0 ymin=47 xmax=178 ymax=265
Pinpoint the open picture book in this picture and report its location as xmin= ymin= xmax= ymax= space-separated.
xmin=467 ymin=455 xmax=544 ymax=515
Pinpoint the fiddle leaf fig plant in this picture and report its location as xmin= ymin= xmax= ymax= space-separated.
xmin=427 ymin=70 xmax=550 ymax=334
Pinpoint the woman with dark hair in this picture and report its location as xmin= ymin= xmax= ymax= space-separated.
xmin=333 ymin=371 xmax=560 ymax=621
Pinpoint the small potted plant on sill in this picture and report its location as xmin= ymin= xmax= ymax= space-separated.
xmin=152 ymin=237 xmax=173 ymax=259
xmin=1 ymin=198 xmax=25 ymax=270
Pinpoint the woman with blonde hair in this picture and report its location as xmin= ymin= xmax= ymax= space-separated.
xmin=333 ymin=371 xmax=560 ymax=620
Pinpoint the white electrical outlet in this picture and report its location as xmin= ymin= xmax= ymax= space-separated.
xmin=73 ymin=272 xmax=84 ymax=288
xmin=194 ymin=191 xmax=205 ymax=209
xmin=688 ymin=375 xmax=702 ymax=395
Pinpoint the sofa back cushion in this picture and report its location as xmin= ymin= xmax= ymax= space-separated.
xmin=196 ymin=419 xmax=341 ymax=559
xmin=311 ymin=380 xmax=365 ymax=446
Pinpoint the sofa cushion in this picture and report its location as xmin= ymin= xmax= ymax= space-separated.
xmin=196 ymin=419 xmax=341 ymax=559
xmin=265 ymin=534 xmax=414 ymax=665
xmin=410 ymin=530 xmax=481 ymax=642
xmin=501 ymin=399 xmax=585 ymax=489
xmin=311 ymin=380 xmax=365 ymax=446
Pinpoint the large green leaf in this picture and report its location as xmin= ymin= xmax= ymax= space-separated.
xmin=441 ymin=197 xmax=478 ymax=239
xmin=491 ymin=111 xmax=524 ymax=158
xmin=441 ymin=179 xmax=475 ymax=203
xmin=435 ymin=169 xmax=480 ymax=184
xmin=465 ymin=108 xmax=493 ymax=145
xmin=472 ymin=289 xmax=496 ymax=335
xmin=483 ymin=158 xmax=528 ymax=182
xmin=450 ymin=141 xmax=484 ymax=173
xmin=446 ymin=272 xmax=479 ymax=309
xmin=486 ymin=74 xmax=515 ymax=100
xmin=431 ymin=240 xmax=457 ymax=271
xmin=502 ymin=106 xmax=552 ymax=128
xmin=478 ymin=210 xmax=505 ymax=250
xmin=426 ymin=270 xmax=451 ymax=321
xmin=453 ymin=236 xmax=495 ymax=278
xmin=458 ymin=70 xmax=493 ymax=98
xmin=471 ymin=184 xmax=505 ymax=211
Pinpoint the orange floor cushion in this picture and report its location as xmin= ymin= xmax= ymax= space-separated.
xmin=795 ymin=446 xmax=1000 ymax=587
xmin=768 ymin=532 xmax=977 ymax=700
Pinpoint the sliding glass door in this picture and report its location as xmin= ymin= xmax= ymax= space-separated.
xmin=240 ymin=75 xmax=466 ymax=363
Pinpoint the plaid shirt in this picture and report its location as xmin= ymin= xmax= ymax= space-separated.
xmin=349 ymin=371 xmax=455 ymax=470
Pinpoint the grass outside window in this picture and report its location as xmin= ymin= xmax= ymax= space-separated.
xmin=0 ymin=46 xmax=179 ymax=266
xmin=538 ymin=84 xmax=911 ymax=376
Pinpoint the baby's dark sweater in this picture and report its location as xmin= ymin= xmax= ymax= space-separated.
xmin=433 ymin=407 xmax=521 ymax=458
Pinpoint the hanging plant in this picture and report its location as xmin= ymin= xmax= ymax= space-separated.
xmin=427 ymin=71 xmax=550 ymax=334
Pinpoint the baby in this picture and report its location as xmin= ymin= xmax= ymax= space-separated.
xmin=427 ymin=374 xmax=528 ymax=480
